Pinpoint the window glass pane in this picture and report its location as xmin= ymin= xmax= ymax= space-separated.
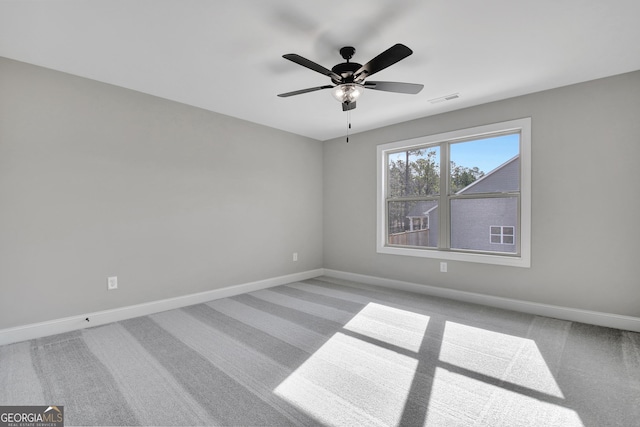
xmin=388 ymin=146 xmax=440 ymax=197
xmin=388 ymin=200 xmax=438 ymax=248
xmin=450 ymin=134 xmax=520 ymax=194
xmin=451 ymin=197 xmax=518 ymax=253
xmin=378 ymin=118 xmax=530 ymax=266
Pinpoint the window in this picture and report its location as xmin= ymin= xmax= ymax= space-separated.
xmin=490 ymin=226 xmax=515 ymax=245
xmin=377 ymin=118 xmax=531 ymax=267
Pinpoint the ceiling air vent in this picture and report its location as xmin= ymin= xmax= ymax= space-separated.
xmin=428 ymin=93 xmax=460 ymax=104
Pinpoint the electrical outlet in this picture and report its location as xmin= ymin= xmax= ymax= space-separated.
xmin=107 ymin=276 xmax=118 ymax=290
xmin=293 ymin=252 xmax=298 ymax=262
xmin=440 ymin=262 xmax=448 ymax=273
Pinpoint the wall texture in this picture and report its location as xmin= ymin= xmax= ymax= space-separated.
xmin=323 ymin=70 xmax=640 ymax=317
xmin=0 ymin=58 xmax=323 ymax=329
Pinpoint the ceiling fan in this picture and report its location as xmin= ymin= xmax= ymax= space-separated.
xmin=277 ymin=44 xmax=424 ymax=111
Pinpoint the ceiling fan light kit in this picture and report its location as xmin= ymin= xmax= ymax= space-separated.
xmin=278 ymin=43 xmax=423 ymax=112
xmin=331 ymin=83 xmax=364 ymax=105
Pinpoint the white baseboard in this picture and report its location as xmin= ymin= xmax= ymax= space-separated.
xmin=4 ymin=267 xmax=637 ymax=346
xmin=323 ymin=269 xmax=640 ymax=333
xmin=0 ymin=269 xmax=324 ymax=346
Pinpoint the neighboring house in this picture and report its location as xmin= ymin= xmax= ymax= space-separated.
xmin=402 ymin=156 xmax=519 ymax=253
xmin=405 ymin=201 xmax=438 ymax=248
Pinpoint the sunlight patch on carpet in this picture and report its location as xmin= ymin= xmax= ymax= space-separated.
xmin=426 ymin=367 xmax=584 ymax=427
xmin=274 ymin=303 xmax=428 ymax=426
xmin=440 ymin=321 xmax=565 ymax=398
xmin=343 ymin=302 xmax=430 ymax=352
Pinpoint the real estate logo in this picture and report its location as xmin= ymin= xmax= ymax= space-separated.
xmin=0 ymin=406 xmax=64 ymax=427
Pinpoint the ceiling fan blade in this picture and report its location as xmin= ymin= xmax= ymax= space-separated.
xmin=364 ymin=81 xmax=424 ymax=94
xmin=277 ymin=85 xmax=334 ymax=97
xmin=342 ymin=101 xmax=357 ymax=111
xmin=283 ymin=54 xmax=342 ymax=82
xmin=354 ymin=44 xmax=413 ymax=80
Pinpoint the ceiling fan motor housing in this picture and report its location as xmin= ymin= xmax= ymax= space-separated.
xmin=331 ymin=62 xmax=362 ymax=84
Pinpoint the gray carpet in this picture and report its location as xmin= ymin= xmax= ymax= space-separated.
xmin=1 ymin=276 xmax=639 ymax=426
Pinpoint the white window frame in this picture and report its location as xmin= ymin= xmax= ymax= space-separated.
xmin=376 ymin=118 xmax=531 ymax=268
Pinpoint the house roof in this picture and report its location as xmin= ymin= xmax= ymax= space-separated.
xmin=457 ymin=156 xmax=519 ymax=195
xmin=407 ymin=201 xmax=438 ymax=218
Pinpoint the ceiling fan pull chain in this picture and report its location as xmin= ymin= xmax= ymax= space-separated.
xmin=346 ymin=110 xmax=351 ymax=143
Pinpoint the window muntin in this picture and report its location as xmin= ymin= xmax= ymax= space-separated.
xmin=377 ymin=118 xmax=531 ymax=267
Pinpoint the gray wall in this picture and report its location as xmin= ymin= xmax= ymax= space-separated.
xmin=0 ymin=58 xmax=323 ymax=329
xmin=2 ymin=56 xmax=639 ymax=330
xmin=323 ymin=70 xmax=640 ymax=317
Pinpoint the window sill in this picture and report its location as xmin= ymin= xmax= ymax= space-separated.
xmin=377 ymin=245 xmax=530 ymax=268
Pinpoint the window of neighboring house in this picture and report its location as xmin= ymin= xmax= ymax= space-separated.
xmin=490 ymin=226 xmax=515 ymax=245
xmin=377 ymin=118 xmax=531 ymax=267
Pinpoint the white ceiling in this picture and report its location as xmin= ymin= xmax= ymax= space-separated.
xmin=2 ymin=0 xmax=640 ymax=141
